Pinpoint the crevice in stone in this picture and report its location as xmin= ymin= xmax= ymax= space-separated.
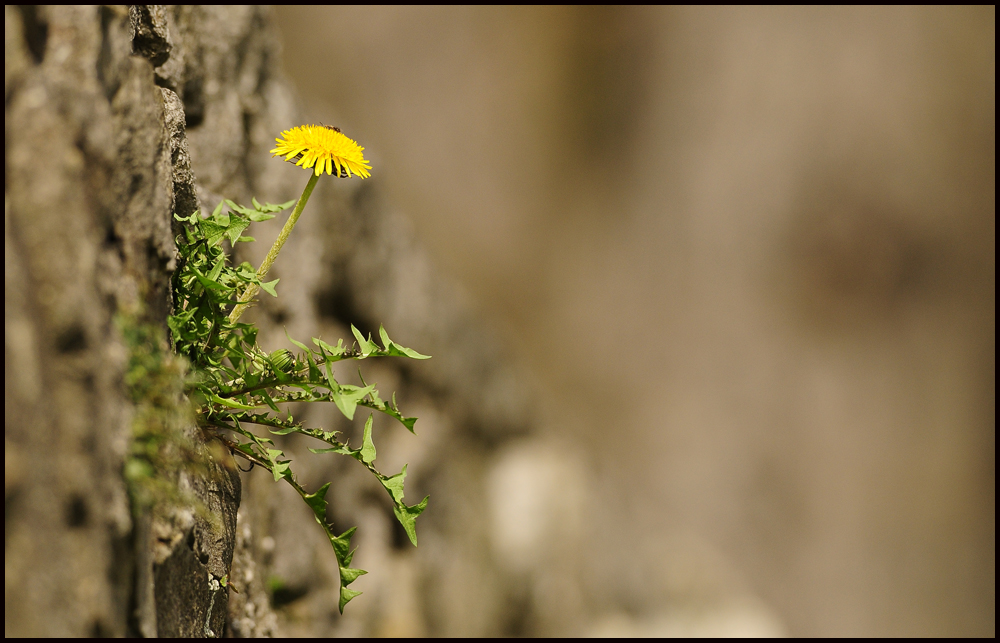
xmin=17 ymin=6 xmax=48 ymax=64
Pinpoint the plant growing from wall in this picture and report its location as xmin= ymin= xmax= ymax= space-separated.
xmin=168 ymin=125 xmax=429 ymax=612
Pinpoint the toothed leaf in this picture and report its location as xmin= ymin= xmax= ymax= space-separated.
xmin=360 ymin=414 xmax=376 ymax=464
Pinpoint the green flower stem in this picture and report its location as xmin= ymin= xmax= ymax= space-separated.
xmin=229 ymin=172 xmax=320 ymax=324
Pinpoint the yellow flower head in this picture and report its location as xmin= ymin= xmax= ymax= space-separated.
xmin=270 ymin=124 xmax=372 ymax=178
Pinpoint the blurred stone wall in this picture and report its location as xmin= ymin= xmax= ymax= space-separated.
xmin=5 ymin=5 xmax=275 ymax=635
xmin=275 ymin=6 xmax=994 ymax=637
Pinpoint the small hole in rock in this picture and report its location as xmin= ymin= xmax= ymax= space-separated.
xmin=66 ymin=494 xmax=89 ymax=528
xmin=56 ymin=324 xmax=88 ymax=354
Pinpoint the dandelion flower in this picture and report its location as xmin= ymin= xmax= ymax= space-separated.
xmin=271 ymin=124 xmax=372 ymax=178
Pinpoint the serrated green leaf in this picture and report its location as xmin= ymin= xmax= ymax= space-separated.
xmin=302 ymin=482 xmax=331 ymax=519
xmin=351 ymin=324 xmax=366 ymax=350
xmin=307 ymin=355 xmax=322 ymax=382
xmin=227 ymin=217 xmax=251 ymax=245
xmin=253 ymin=198 xmax=296 ymax=215
xmin=224 ymin=199 xmax=253 ymax=217
xmin=266 ymin=448 xmax=291 ymax=482
xmin=258 ymin=278 xmax=279 ymax=297
xmin=314 ymin=336 xmax=347 ymax=359
xmin=174 ymin=210 xmax=200 ymax=224
xmin=339 ymin=587 xmax=363 ymax=613
xmin=194 ymin=273 xmax=226 ymax=291
xmin=369 ymin=395 xmax=418 ymax=434
xmin=260 ymin=389 xmax=280 ymax=413
xmin=360 ymin=414 xmax=376 ymax=464
xmin=209 ymin=393 xmax=259 ymax=410
xmin=351 ymin=325 xmax=376 ymax=356
xmin=392 ymin=496 xmax=429 ymax=547
xmin=378 ymin=325 xmax=431 ymax=359
xmin=331 ymin=383 xmax=375 ymax=420
xmin=381 ymin=465 xmax=407 ymax=505
xmin=386 ymin=343 xmax=432 ymax=360
xmin=211 ymin=200 xmax=225 ymax=220
xmin=235 ymin=443 xmax=256 ymax=457
xmin=340 ymin=567 xmax=366 ymax=584
xmin=322 ymin=360 xmax=339 ymax=393
xmin=207 ymin=258 xmax=224 ymax=282
xmin=308 ymin=444 xmax=356 ymax=456
xmin=329 ymin=526 xmax=357 ymax=561
xmin=378 ymin=326 xmax=392 ymax=351
xmin=200 ymin=220 xmax=228 ymax=247
xmin=240 ymin=325 xmax=258 ymax=347
xmin=270 ymin=463 xmax=290 ymax=484
xmin=242 ymin=431 xmax=273 ymax=447
xmin=338 ymin=563 xmax=368 ymax=612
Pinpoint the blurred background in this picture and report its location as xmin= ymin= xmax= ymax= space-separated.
xmin=273 ymin=6 xmax=993 ymax=636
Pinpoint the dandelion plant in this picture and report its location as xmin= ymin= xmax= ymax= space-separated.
xmin=168 ymin=125 xmax=428 ymax=613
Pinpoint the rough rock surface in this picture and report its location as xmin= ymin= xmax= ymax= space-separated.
xmin=5 ymin=5 xmax=241 ymax=636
